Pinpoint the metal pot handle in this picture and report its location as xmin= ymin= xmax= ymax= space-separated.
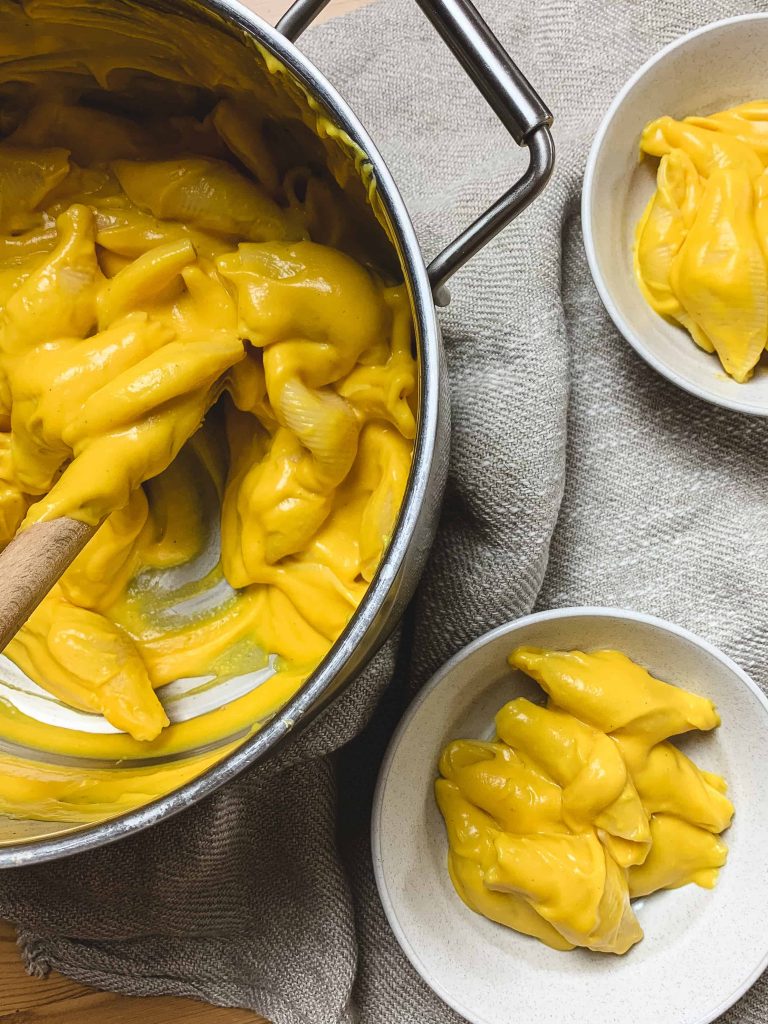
xmin=276 ymin=0 xmax=554 ymax=304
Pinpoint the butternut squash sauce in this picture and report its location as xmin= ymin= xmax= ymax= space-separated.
xmin=436 ymin=648 xmax=732 ymax=954
xmin=0 ymin=91 xmax=415 ymax=818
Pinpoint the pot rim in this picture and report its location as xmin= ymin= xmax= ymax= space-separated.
xmin=0 ymin=0 xmax=441 ymax=867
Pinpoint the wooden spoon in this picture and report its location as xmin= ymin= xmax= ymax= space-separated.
xmin=0 ymin=518 xmax=98 ymax=651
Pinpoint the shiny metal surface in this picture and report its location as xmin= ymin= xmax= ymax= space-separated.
xmin=0 ymin=0 xmax=551 ymax=865
xmin=426 ymin=125 xmax=554 ymax=302
xmin=416 ymin=0 xmax=552 ymax=144
xmin=278 ymin=0 xmax=555 ymax=300
xmin=275 ymin=0 xmax=332 ymax=39
xmin=415 ymin=0 xmax=555 ymax=296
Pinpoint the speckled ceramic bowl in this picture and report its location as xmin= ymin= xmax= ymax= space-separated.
xmin=583 ymin=15 xmax=768 ymax=415
xmin=372 ymin=608 xmax=768 ymax=1024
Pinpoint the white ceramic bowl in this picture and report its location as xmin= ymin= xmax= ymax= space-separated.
xmin=582 ymin=15 xmax=768 ymax=415
xmin=372 ymin=608 xmax=768 ymax=1024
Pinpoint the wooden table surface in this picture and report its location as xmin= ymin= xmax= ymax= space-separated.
xmin=0 ymin=0 xmax=368 ymax=1021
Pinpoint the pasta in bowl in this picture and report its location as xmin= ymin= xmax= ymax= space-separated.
xmin=0 ymin=85 xmax=416 ymax=819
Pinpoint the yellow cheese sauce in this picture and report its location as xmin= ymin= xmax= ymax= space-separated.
xmin=0 ymin=36 xmax=415 ymax=821
xmin=635 ymin=102 xmax=768 ymax=382
xmin=436 ymin=648 xmax=733 ymax=954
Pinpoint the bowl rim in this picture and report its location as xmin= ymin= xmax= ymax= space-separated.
xmin=581 ymin=13 xmax=768 ymax=418
xmin=371 ymin=605 xmax=768 ymax=1024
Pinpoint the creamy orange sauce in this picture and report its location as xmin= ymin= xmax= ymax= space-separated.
xmin=635 ymin=102 xmax=768 ymax=382
xmin=436 ymin=648 xmax=732 ymax=954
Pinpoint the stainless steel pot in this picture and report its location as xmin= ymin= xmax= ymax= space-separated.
xmin=0 ymin=0 xmax=553 ymax=866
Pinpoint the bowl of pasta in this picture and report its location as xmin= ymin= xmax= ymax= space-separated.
xmin=583 ymin=14 xmax=768 ymax=414
xmin=372 ymin=608 xmax=768 ymax=1024
xmin=0 ymin=0 xmax=553 ymax=863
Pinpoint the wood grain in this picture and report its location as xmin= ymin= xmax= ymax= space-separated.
xmin=0 ymin=920 xmax=264 ymax=1023
xmin=0 ymin=518 xmax=97 ymax=652
xmin=0 ymin=1 xmax=368 ymax=1022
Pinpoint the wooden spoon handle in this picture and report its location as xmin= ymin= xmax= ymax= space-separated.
xmin=0 ymin=517 xmax=98 ymax=652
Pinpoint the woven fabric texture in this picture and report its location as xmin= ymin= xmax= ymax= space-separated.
xmin=2 ymin=0 xmax=767 ymax=1021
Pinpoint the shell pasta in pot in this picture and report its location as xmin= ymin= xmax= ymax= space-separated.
xmin=0 ymin=83 xmax=415 ymax=817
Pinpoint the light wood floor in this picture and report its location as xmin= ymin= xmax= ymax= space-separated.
xmin=0 ymin=0 xmax=368 ymax=1021
xmin=0 ymin=921 xmax=265 ymax=1024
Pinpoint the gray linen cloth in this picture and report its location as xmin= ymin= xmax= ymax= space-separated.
xmin=2 ymin=0 xmax=768 ymax=1021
